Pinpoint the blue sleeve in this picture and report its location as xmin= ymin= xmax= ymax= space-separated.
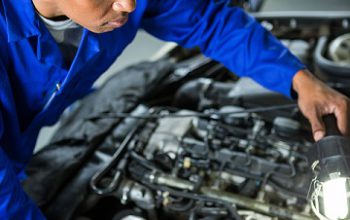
xmin=0 ymin=149 xmax=46 ymax=219
xmin=141 ymin=0 xmax=305 ymax=98
xmin=0 ymin=67 xmax=45 ymax=219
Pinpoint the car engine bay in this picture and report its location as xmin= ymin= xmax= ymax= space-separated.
xmin=23 ymin=1 xmax=350 ymax=220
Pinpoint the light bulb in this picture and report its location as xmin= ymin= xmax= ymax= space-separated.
xmin=323 ymin=177 xmax=349 ymax=220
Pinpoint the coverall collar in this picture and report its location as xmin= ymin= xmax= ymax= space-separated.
xmin=3 ymin=0 xmax=41 ymax=42
xmin=3 ymin=0 xmax=103 ymax=68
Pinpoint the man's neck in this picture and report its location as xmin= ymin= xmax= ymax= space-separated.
xmin=32 ymin=0 xmax=64 ymax=19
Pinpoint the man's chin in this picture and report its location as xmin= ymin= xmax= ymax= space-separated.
xmin=88 ymin=26 xmax=117 ymax=34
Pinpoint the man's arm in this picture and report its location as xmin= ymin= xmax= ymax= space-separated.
xmin=141 ymin=0 xmax=349 ymax=140
xmin=0 ymin=147 xmax=46 ymax=219
xmin=0 ymin=58 xmax=45 ymax=219
xmin=141 ymin=0 xmax=304 ymax=97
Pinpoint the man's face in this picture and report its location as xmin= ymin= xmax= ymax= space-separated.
xmin=59 ymin=0 xmax=136 ymax=33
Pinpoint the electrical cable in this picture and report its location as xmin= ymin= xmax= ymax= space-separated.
xmin=166 ymin=199 xmax=195 ymax=212
xmin=90 ymin=117 xmax=146 ymax=195
xmin=127 ymin=156 xmax=240 ymax=218
xmin=143 ymin=182 xmax=242 ymax=220
xmin=85 ymin=104 xmax=298 ymax=121
xmin=130 ymin=151 xmax=162 ymax=172
xmin=222 ymin=164 xmax=307 ymax=199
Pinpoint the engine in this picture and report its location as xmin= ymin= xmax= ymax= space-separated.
xmin=23 ymin=1 xmax=350 ymax=219
xmin=85 ymin=101 xmax=314 ymax=220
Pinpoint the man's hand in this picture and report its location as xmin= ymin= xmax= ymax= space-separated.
xmin=292 ymin=70 xmax=350 ymax=141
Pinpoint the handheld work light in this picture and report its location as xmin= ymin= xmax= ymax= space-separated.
xmin=308 ymin=115 xmax=350 ymax=220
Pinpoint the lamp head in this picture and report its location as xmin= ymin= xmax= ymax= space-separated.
xmin=308 ymin=115 xmax=350 ymax=220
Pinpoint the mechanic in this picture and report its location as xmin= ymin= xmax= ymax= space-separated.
xmin=0 ymin=0 xmax=349 ymax=219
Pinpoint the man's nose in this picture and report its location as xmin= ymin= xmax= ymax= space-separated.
xmin=113 ymin=0 xmax=136 ymax=13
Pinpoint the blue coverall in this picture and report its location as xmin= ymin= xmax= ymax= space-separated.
xmin=0 ymin=0 xmax=305 ymax=219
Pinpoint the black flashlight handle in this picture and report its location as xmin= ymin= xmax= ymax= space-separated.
xmin=323 ymin=114 xmax=341 ymax=136
xmin=307 ymin=114 xmax=350 ymax=182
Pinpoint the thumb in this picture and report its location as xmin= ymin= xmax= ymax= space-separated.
xmin=309 ymin=114 xmax=326 ymax=141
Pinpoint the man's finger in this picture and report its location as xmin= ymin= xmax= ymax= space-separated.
xmin=334 ymin=100 xmax=350 ymax=136
xmin=309 ymin=113 xmax=325 ymax=141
